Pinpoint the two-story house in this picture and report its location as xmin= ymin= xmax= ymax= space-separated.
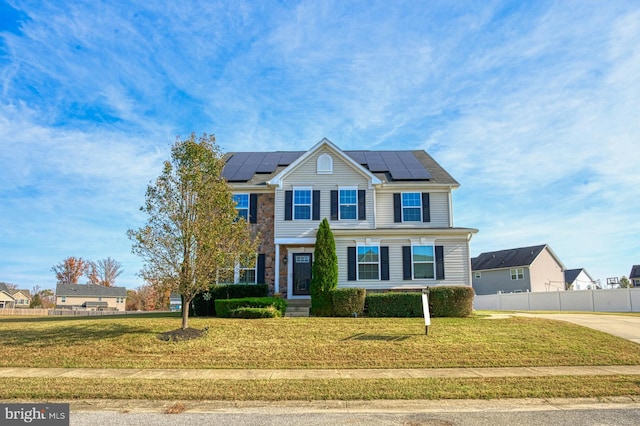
xmin=55 ymin=283 xmax=127 ymax=311
xmin=222 ymin=138 xmax=477 ymax=300
xmin=471 ymin=244 xmax=566 ymax=295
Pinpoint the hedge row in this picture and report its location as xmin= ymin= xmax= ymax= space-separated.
xmin=215 ymin=297 xmax=287 ymax=318
xmin=330 ymin=288 xmax=366 ymax=317
xmin=190 ymin=284 xmax=269 ymax=317
xmin=355 ymin=286 xmax=474 ymax=318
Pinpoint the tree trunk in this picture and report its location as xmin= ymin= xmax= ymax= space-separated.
xmin=181 ymin=296 xmax=190 ymax=329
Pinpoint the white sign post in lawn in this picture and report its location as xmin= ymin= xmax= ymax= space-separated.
xmin=421 ymin=290 xmax=431 ymax=335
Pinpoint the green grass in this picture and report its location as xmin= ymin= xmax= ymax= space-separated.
xmin=1 ymin=313 xmax=639 ymax=369
xmin=1 ymin=376 xmax=639 ymax=401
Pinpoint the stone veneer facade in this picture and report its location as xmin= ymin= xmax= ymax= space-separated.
xmin=250 ymin=193 xmax=278 ymax=295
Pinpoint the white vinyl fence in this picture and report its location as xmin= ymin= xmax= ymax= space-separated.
xmin=474 ymin=288 xmax=640 ymax=312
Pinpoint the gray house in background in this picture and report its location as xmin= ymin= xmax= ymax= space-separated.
xmin=471 ymin=244 xmax=565 ymax=295
xmin=630 ymin=265 xmax=640 ymax=287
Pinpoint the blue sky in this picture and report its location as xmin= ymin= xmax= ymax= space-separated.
xmin=1 ymin=0 xmax=638 ymax=291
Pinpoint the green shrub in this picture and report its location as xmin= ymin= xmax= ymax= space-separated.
xmin=428 ymin=286 xmax=474 ymax=317
xmin=365 ymin=292 xmax=423 ymax=317
xmin=310 ymin=218 xmax=338 ymax=316
xmin=230 ymin=306 xmax=282 ymax=319
xmin=331 ymin=288 xmax=366 ymax=317
xmin=215 ymin=297 xmax=287 ymax=318
xmin=190 ymin=284 xmax=269 ymax=317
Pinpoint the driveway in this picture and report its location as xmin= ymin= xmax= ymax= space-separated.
xmin=516 ymin=313 xmax=640 ymax=344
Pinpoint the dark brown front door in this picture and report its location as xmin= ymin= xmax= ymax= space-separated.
xmin=292 ymin=253 xmax=312 ymax=296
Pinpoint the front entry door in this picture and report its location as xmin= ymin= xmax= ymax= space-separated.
xmin=292 ymin=253 xmax=313 ymax=296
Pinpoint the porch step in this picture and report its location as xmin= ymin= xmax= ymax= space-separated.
xmin=285 ymin=299 xmax=311 ymax=317
xmin=285 ymin=306 xmax=310 ymax=317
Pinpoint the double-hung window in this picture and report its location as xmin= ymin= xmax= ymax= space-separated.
xmin=238 ymin=261 xmax=257 ymax=284
xmin=357 ymin=245 xmax=380 ymax=280
xmin=339 ymin=188 xmax=357 ymax=220
xmin=510 ymin=268 xmax=524 ymax=280
xmin=233 ymin=194 xmax=249 ymax=221
xmin=293 ymin=188 xmax=312 ymax=220
xmin=412 ymin=245 xmax=435 ymax=279
xmin=402 ymin=193 xmax=422 ymax=221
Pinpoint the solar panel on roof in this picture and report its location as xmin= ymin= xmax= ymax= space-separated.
xmin=279 ymin=152 xmax=303 ymax=165
xmin=395 ymin=151 xmax=432 ymax=179
xmin=346 ymin=151 xmax=367 ymax=165
xmin=363 ymin=151 xmax=388 ymax=172
xmin=256 ymin=152 xmax=281 ymax=173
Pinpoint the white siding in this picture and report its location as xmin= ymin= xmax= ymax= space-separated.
xmin=334 ymin=235 xmax=470 ymax=290
xmin=376 ymin=190 xmax=451 ymax=228
xmin=275 ymin=147 xmax=375 ymax=239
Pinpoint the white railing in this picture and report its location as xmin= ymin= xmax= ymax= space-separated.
xmin=474 ymin=288 xmax=640 ymax=312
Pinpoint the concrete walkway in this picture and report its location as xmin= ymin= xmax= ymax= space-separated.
xmin=1 ymin=365 xmax=640 ymax=380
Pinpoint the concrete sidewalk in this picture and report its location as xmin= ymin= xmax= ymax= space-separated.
xmin=1 ymin=365 xmax=640 ymax=380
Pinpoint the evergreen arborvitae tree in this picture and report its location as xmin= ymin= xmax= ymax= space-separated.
xmin=310 ymin=218 xmax=338 ymax=316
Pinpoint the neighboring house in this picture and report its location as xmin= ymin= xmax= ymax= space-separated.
xmin=0 ymin=283 xmax=31 ymax=308
xmin=0 ymin=289 xmax=14 ymax=309
xmin=471 ymin=244 xmax=565 ymax=295
xmin=222 ymin=138 xmax=478 ymax=300
xmin=9 ymin=289 xmax=31 ymax=308
xmin=565 ymin=268 xmax=598 ymax=290
xmin=630 ymin=265 xmax=640 ymax=287
xmin=55 ymin=283 xmax=127 ymax=311
xmin=169 ymin=293 xmax=182 ymax=312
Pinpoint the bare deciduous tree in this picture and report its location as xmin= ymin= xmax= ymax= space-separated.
xmin=88 ymin=257 xmax=123 ymax=287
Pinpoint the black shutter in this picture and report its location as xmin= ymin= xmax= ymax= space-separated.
xmin=402 ymin=246 xmax=412 ymax=280
xmin=422 ymin=193 xmax=430 ymax=223
xmin=381 ymin=246 xmax=389 ymax=281
xmin=358 ymin=190 xmax=366 ymax=220
xmin=284 ymin=190 xmax=292 ymax=221
xmin=435 ymin=245 xmax=445 ymax=280
xmin=331 ymin=190 xmax=338 ymax=220
xmin=257 ymin=254 xmax=266 ymax=284
xmin=249 ymin=194 xmax=258 ymax=224
xmin=393 ymin=193 xmax=402 ymax=223
xmin=312 ymin=190 xmax=320 ymax=220
xmin=347 ymin=247 xmax=356 ymax=281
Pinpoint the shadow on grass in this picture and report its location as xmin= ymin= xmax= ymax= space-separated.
xmin=341 ymin=333 xmax=415 ymax=342
xmin=0 ymin=318 xmax=153 ymax=347
xmin=0 ymin=311 xmax=180 ymax=324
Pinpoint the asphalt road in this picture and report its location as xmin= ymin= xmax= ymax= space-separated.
xmin=71 ymin=407 xmax=640 ymax=426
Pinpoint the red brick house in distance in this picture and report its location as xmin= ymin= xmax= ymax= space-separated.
xmin=222 ymin=138 xmax=478 ymax=301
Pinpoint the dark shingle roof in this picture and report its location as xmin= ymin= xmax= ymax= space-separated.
xmin=564 ymin=269 xmax=583 ymax=283
xmin=55 ymin=283 xmax=127 ymax=297
xmin=630 ymin=265 xmax=640 ymax=279
xmin=471 ymin=245 xmax=547 ymax=271
xmin=222 ymin=148 xmax=458 ymax=186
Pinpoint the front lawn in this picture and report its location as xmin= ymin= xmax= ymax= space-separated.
xmin=1 ymin=314 xmax=639 ymax=369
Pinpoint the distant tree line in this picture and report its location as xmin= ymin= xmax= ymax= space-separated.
xmin=51 ymin=256 xmax=123 ymax=287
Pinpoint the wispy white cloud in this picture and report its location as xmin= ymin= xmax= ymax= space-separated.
xmin=1 ymin=0 xmax=639 ymax=288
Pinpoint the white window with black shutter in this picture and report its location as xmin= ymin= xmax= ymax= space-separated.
xmin=393 ymin=192 xmax=431 ymax=223
xmin=230 ymin=253 xmax=265 ymax=284
xmin=331 ymin=188 xmax=366 ymax=221
xmin=403 ymin=244 xmax=445 ymax=280
xmin=233 ymin=193 xmax=258 ymax=223
xmin=347 ymin=245 xmax=389 ymax=281
xmin=285 ymin=188 xmax=320 ymax=220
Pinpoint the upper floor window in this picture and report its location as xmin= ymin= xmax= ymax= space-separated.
xmin=233 ymin=194 xmax=249 ymax=221
xmin=339 ymin=188 xmax=357 ymax=220
xmin=317 ymin=154 xmax=333 ymax=174
xmin=510 ymin=268 xmax=524 ymax=280
xmin=474 ymin=272 xmax=482 ymax=279
xmin=357 ymin=245 xmax=380 ymax=280
xmin=412 ymin=245 xmax=435 ymax=279
xmin=402 ymin=193 xmax=422 ymax=221
xmin=61 ymin=296 xmax=66 ymax=303
xmin=294 ymin=188 xmax=312 ymax=220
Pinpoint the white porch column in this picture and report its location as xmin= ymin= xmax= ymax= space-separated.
xmin=274 ymin=244 xmax=280 ymax=294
